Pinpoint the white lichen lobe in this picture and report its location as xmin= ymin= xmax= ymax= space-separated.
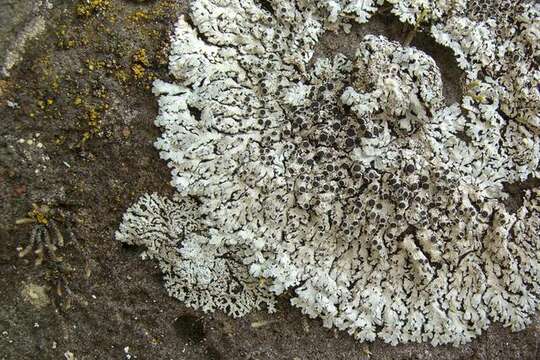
xmin=117 ymin=0 xmax=540 ymax=346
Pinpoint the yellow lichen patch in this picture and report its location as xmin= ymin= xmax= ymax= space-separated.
xmin=21 ymin=283 xmax=50 ymax=309
xmin=133 ymin=48 xmax=150 ymax=67
xmin=129 ymin=10 xmax=149 ymax=22
xmin=471 ymin=93 xmax=486 ymax=103
xmin=85 ymin=59 xmax=105 ymax=72
xmin=114 ymin=69 xmax=129 ymax=83
xmin=76 ymin=0 xmax=111 ymax=17
xmin=55 ymin=26 xmax=78 ymax=49
xmin=37 ymin=98 xmax=55 ymax=110
xmin=77 ymin=103 xmax=108 ymax=145
xmin=86 ymin=107 xmax=104 ymax=138
xmin=14 ymin=204 xmax=51 ymax=226
xmin=81 ymin=131 xmax=92 ymax=144
xmin=132 ymin=63 xmax=146 ymax=79
xmin=464 ymin=79 xmax=481 ymax=91
xmin=131 ymin=48 xmax=154 ymax=81
xmin=32 ymin=204 xmax=50 ymax=225
xmin=54 ymin=135 xmax=66 ymax=145
xmin=51 ymin=78 xmax=60 ymax=91
xmin=87 ymin=108 xmax=100 ymax=130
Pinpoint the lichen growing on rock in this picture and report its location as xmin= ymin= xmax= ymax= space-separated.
xmin=117 ymin=0 xmax=540 ymax=345
xmin=118 ymin=193 xmax=276 ymax=317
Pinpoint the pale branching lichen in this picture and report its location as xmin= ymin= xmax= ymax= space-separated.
xmin=117 ymin=194 xmax=276 ymax=317
xmin=117 ymin=0 xmax=540 ymax=345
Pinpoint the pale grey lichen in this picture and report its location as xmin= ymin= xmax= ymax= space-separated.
xmin=117 ymin=0 xmax=540 ymax=345
xmin=117 ymin=193 xmax=276 ymax=317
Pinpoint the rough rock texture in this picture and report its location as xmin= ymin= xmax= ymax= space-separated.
xmin=0 ymin=0 xmax=35 ymax=58
xmin=1 ymin=0 xmax=539 ymax=359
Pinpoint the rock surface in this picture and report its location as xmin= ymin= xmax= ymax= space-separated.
xmin=0 ymin=1 xmax=538 ymax=359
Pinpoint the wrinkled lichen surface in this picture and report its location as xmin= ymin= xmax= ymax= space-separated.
xmin=117 ymin=0 xmax=540 ymax=346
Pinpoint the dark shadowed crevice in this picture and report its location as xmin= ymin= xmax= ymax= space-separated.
xmin=254 ymin=0 xmax=275 ymax=16
xmin=184 ymin=13 xmax=213 ymax=45
xmin=311 ymin=12 xmax=407 ymax=62
xmin=120 ymin=242 xmax=144 ymax=255
xmin=174 ymin=314 xmax=206 ymax=343
xmin=188 ymin=104 xmax=202 ymax=121
xmin=502 ymin=176 xmax=540 ymax=213
xmin=311 ymin=11 xmax=464 ymax=105
xmin=409 ymin=31 xmax=464 ymax=105
xmin=455 ymin=130 xmax=473 ymax=145
xmin=205 ymin=345 xmax=224 ymax=360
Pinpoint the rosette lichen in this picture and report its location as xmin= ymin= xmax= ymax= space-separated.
xmin=117 ymin=0 xmax=540 ymax=345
